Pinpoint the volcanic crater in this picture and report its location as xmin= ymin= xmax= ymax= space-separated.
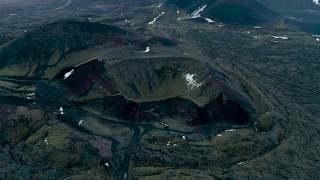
xmin=56 ymin=57 xmax=257 ymax=127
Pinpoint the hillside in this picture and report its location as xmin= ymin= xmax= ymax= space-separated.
xmin=0 ymin=20 xmax=176 ymax=78
xmin=0 ymin=20 xmax=129 ymax=77
xmin=166 ymin=0 xmax=279 ymax=25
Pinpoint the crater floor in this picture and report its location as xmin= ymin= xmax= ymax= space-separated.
xmin=1 ymin=0 xmax=320 ymax=179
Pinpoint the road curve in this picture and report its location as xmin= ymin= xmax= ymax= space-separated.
xmin=2 ymin=77 xmax=194 ymax=180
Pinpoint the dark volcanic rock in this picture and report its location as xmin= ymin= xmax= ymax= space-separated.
xmin=81 ymin=93 xmax=250 ymax=126
xmin=55 ymin=59 xmax=118 ymax=96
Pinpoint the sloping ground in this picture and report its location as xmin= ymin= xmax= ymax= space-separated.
xmin=260 ymin=0 xmax=318 ymax=10
xmin=0 ymin=20 xmax=129 ymax=77
xmin=166 ymin=0 xmax=279 ymax=25
xmin=104 ymin=57 xmax=253 ymax=109
xmin=0 ymin=1 xmax=319 ymax=179
xmin=171 ymin=22 xmax=320 ymax=179
xmin=0 ymin=20 xmax=177 ymax=78
xmin=285 ymin=18 xmax=320 ymax=34
xmin=260 ymin=0 xmax=320 ymax=34
xmin=53 ymin=57 xmax=256 ymax=126
xmin=225 ymin=36 xmax=320 ymax=179
xmin=0 ymin=99 xmax=119 ymax=179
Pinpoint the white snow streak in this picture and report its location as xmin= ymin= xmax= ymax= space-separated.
xmin=225 ymin=129 xmax=236 ymax=132
xmin=157 ymin=2 xmax=164 ymax=8
xmin=143 ymin=46 xmax=150 ymax=53
xmin=148 ymin=12 xmax=166 ymax=25
xmin=204 ymin=18 xmax=215 ymax=23
xmin=78 ymin=120 xmax=84 ymax=126
xmin=26 ymin=92 xmax=35 ymax=100
xmin=183 ymin=73 xmax=202 ymax=88
xmin=44 ymin=137 xmax=48 ymax=145
xmin=313 ymin=0 xmax=319 ymax=5
xmin=191 ymin=5 xmax=207 ymax=18
xmin=272 ymin=36 xmax=288 ymax=40
xmin=59 ymin=107 xmax=64 ymax=115
xmin=63 ymin=69 xmax=74 ymax=80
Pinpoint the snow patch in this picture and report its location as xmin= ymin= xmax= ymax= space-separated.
xmin=143 ymin=46 xmax=150 ymax=53
xmin=26 ymin=92 xmax=35 ymax=96
xmin=26 ymin=92 xmax=35 ymax=100
xmin=78 ymin=120 xmax=84 ymax=126
xmin=158 ymin=2 xmax=164 ymax=8
xmin=225 ymin=129 xmax=236 ymax=132
xmin=148 ymin=12 xmax=166 ymax=25
xmin=204 ymin=17 xmax=215 ymax=23
xmin=160 ymin=121 xmax=169 ymax=128
xmin=313 ymin=0 xmax=319 ymax=5
xmin=183 ymin=73 xmax=203 ymax=89
xmin=59 ymin=107 xmax=64 ymax=115
xmin=191 ymin=5 xmax=207 ymax=18
xmin=64 ymin=69 xmax=74 ymax=80
xmin=44 ymin=137 xmax=48 ymax=145
xmin=272 ymin=36 xmax=288 ymax=40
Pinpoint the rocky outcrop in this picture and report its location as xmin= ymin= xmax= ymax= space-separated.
xmin=81 ymin=92 xmax=250 ymax=126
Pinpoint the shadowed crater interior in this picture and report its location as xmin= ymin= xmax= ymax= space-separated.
xmin=54 ymin=57 xmax=255 ymax=127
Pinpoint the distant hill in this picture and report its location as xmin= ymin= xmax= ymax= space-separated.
xmin=166 ymin=0 xmax=279 ymax=25
xmin=0 ymin=20 xmax=130 ymax=77
xmin=259 ymin=0 xmax=318 ymax=10
xmin=285 ymin=18 xmax=320 ymax=34
xmin=0 ymin=20 xmax=176 ymax=77
xmin=259 ymin=0 xmax=320 ymax=34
